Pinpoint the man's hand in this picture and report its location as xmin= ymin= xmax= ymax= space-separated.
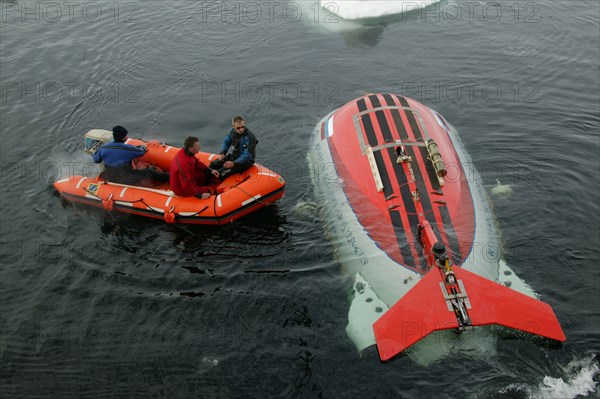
xmin=138 ymin=145 xmax=148 ymax=152
xmin=223 ymin=161 xmax=234 ymax=169
xmin=211 ymin=169 xmax=220 ymax=178
xmin=196 ymin=192 xmax=211 ymax=200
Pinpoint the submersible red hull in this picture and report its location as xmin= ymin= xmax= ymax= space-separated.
xmin=308 ymin=94 xmax=565 ymax=361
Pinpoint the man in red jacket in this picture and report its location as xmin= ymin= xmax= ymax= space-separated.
xmin=170 ymin=136 xmax=219 ymax=199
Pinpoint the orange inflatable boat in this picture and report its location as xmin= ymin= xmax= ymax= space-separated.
xmin=54 ymin=129 xmax=286 ymax=224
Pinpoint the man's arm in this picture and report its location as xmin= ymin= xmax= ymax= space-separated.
xmin=220 ymin=133 xmax=232 ymax=154
xmin=92 ymin=148 xmax=103 ymax=163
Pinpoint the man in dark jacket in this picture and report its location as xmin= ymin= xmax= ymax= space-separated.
xmin=210 ymin=115 xmax=257 ymax=180
xmin=92 ymin=126 xmax=169 ymax=185
xmin=170 ymin=136 xmax=220 ymax=199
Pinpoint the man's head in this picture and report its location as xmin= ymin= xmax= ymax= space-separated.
xmin=112 ymin=126 xmax=128 ymax=142
xmin=232 ymin=115 xmax=246 ymax=134
xmin=184 ymin=136 xmax=200 ymax=154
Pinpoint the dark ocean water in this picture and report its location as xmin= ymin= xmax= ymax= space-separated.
xmin=1 ymin=0 xmax=599 ymax=398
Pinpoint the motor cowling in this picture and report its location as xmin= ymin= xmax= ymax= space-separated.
xmin=84 ymin=129 xmax=113 ymax=154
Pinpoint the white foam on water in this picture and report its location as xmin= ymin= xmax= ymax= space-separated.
xmin=321 ymin=0 xmax=440 ymax=20
xmin=501 ymin=355 xmax=599 ymax=399
xmin=533 ymin=356 xmax=599 ymax=399
xmin=197 ymin=357 xmax=220 ymax=374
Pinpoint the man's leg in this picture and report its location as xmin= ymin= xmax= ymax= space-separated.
xmin=130 ymin=168 xmax=169 ymax=186
xmin=209 ymin=158 xmax=225 ymax=170
xmin=103 ymin=164 xmax=134 ymax=184
xmin=218 ymin=161 xmax=253 ymax=180
xmin=148 ymin=168 xmax=170 ymax=182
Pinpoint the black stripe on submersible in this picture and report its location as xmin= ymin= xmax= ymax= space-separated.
xmin=396 ymin=95 xmax=424 ymax=142
xmin=368 ymin=95 xmax=393 ymax=142
xmin=357 ymin=97 xmax=393 ymax=197
xmin=438 ymin=205 xmax=463 ymax=265
xmin=390 ymin=210 xmax=416 ymax=268
xmin=419 ymin=145 xmax=442 ymax=192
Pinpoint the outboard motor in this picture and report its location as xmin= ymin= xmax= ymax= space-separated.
xmin=84 ymin=129 xmax=113 ymax=154
xmin=83 ymin=129 xmax=113 ymax=174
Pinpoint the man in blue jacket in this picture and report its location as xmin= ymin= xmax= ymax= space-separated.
xmin=92 ymin=126 xmax=169 ymax=185
xmin=210 ymin=116 xmax=257 ymax=180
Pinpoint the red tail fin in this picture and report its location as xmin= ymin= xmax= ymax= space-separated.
xmin=373 ymin=267 xmax=565 ymax=361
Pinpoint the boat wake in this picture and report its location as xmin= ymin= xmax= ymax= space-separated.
xmin=500 ymin=355 xmax=599 ymax=399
